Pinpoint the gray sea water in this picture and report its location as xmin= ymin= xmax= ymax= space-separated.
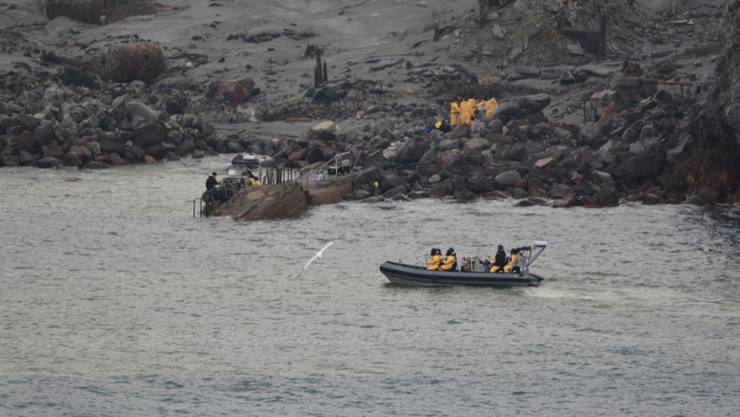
xmin=1 ymin=159 xmax=739 ymax=417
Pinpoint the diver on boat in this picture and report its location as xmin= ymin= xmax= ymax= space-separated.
xmin=439 ymin=248 xmax=457 ymax=271
xmin=503 ymin=248 xmax=521 ymax=273
xmin=490 ymin=245 xmax=507 ymax=273
xmin=426 ymin=248 xmax=442 ymax=271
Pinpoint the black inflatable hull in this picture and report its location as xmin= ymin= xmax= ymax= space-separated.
xmin=380 ymin=262 xmax=544 ymax=287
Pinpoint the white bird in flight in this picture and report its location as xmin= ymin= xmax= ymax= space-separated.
xmin=303 ymin=241 xmax=334 ymax=271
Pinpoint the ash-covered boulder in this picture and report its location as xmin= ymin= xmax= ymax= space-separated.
xmin=45 ymin=0 xmax=104 ymax=24
xmin=103 ymin=43 xmax=167 ymax=83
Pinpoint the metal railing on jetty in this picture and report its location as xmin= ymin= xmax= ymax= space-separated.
xmin=258 ymin=167 xmax=300 ymax=185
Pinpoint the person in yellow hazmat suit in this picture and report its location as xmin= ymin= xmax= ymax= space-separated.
xmin=503 ymin=248 xmax=519 ymax=273
xmin=449 ymin=101 xmax=461 ymax=126
xmin=426 ymin=248 xmax=443 ymax=271
xmin=439 ymin=248 xmax=457 ymax=271
xmin=460 ymin=99 xmax=477 ymax=125
xmin=479 ymin=98 xmax=498 ymax=117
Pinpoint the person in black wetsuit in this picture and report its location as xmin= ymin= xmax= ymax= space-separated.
xmin=490 ymin=244 xmax=507 ymax=273
xmin=206 ymin=172 xmax=218 ymax=191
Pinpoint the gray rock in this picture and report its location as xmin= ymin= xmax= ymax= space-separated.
xmin=353 ymin=166 xmax=382 ymax=186
xmin=33 ymin=121 xmax=55 ymax=146
xmin=437 ymin=139 xmax=461 ymax=151
xmin=416 ymin=149 xmax=439 ymax=177
xmin=396 ymin=137 xmax=430 ymax=163
xmin=35 ymin=157 xmax=61 ymax=169
xmin=496 ymin=94 xmax=552 ymax=122
xmin=125 ymin=101 xmax=160 ymax=127
xmin=408 ymin=190 xmax=429 ymax=199
xmin=494 ymin=170 xmax=522 ymax=188
xmin=19 ymin=151 xmax=37 ymax=165
xmin=14 ymin=114 xmax=41 ymax=132
xmin=133 ymin=122 xmax=165 ymax=146
xmin=579 ymin=123 xmax=602 ymax=145
xmin=383 ymin=185 xmax=407 ymax=198
xmin=84 ymin=161 xmax=110 ymax=170
xmin=353 ymin=189 xmax=371 ymax=200
xmin=501 ymin=143 xmax=528 ymax=161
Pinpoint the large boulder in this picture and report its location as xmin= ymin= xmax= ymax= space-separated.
xmin=133 ymin=122 xmax=165 ymax=146
xmin=496 ymin=94 xmax=551 ymax=122
xmin=125 ymin=101 xmax=160 ymax=127
xmin=212 ymin=183 xmax=308 ymax=221
xmin=396 ymin=137 xmax=431 ymax=163
xmin=35 ymin=157 xmax=62 ymax=169
xmin=494 ymin=170 xmax=522 ymax=188
xmin=45 ymin=0 xmax=104 ymax=24
xmin=103 ymin=42 xmax=167 ymax=83
xmin=416 ymin=149 xmax=439 ymax=177
xmin=353 ymin=166 xmax=382 ymax=186
xmin=306 ymin=120 xmax=338 ymax=141
xmin=305 ymin=140 xmax=334 ymax=163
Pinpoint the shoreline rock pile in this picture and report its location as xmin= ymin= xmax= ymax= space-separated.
xmin=0 ymin=68 xmax=219 ymax=169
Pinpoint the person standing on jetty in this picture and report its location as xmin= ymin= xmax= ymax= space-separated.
xmin=206 ymin=172 xmax=218 ymax=191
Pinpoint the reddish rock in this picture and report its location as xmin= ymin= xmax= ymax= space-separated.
xmin=207 ymin=78 xmax=257 ymax=105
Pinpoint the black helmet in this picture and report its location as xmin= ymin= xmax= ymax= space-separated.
xmin=430 ymin=248 xmax=437 ymax=256
xmin=446 ymin=248 xmax=455 ymax=256
xmin=497 ymin=245 xmax=503 ymax=250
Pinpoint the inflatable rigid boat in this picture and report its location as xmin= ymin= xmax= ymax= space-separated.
xmin=380 ymin=242 xmax=547 ymax=287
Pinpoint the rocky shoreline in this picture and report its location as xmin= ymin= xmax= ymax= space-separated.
xmin=1 ymin=0 xmax=739 ymax=207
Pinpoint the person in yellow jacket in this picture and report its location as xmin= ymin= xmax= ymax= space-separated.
xmin=459 ymin=98 xmax=477 ymax=125
xmin=479 ymin=98 xmax=498 ymax=117
xmin=439 ymin=248 xmax=457 ymax=271
xmin=426 ymin=248 xmax=442 ymax=271
xmin=244 ymin=170 xmax=262 ymax=187
xmin=449 ymin=101 xmax=461 ymax=126
xmin=503 ymin=248 xmax=520 ymax=273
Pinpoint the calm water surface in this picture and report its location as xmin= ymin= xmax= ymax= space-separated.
xmin=1 ymin=159 xmax=739 ymax=416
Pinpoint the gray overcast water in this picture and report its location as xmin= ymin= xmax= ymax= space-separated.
xmin=1 ymin=159 xmax=739 ymax=416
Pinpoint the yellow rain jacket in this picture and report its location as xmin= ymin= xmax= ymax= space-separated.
xmin=439 ymin=254 xmax=457 ymax=271
xmin=482 ymin=98 xmax=498 ymax=117
xmin=460 ymin=99 xmax=477 ymax=125
xmin=450 ymin=102 xmax=461 ymax=126
xmin=503 ymin=253 xmax=519 ymax=273
xmin=426 ymin=255 xmax=442 ymax=271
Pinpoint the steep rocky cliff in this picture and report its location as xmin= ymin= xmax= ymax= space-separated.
xmin=677 ymin=0 xmax=740 ymax=203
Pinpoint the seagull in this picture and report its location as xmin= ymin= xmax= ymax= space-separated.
xmin=303 ymin=241 xmax=334 ymax=271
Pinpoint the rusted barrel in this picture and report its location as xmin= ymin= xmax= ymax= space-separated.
xmin=103 ymin=42 xmax=167 ymax=83
xmin=45 ymin=0 xmax=105 ymax=24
